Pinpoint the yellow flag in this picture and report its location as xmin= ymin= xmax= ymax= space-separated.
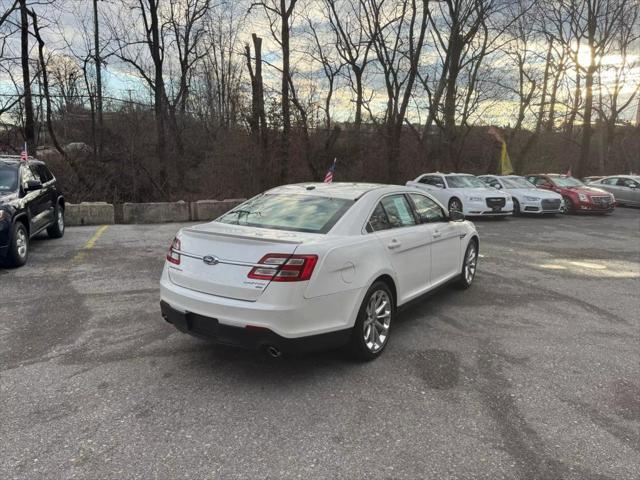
xmin=500 ymin=141 xmax=514 ymax=175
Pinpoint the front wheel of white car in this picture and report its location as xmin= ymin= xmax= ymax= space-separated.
xmin=456 ymin=240 xmax=478 ymax=289
xmin=448 ymin=197 xmax=463 ymax=214
xmin=349 ymin=281 xmax=394 ymax=361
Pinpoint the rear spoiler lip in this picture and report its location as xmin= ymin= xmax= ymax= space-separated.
xmin=183 ymin=226 xmax=305 ymax=245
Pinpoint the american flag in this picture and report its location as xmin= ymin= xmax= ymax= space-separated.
xmin=323 ymin=158 xmax=337 ymax=183
xmin=20 ymin=143 xmax=28 ymax=162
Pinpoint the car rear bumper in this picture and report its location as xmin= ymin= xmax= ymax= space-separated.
xmin=160 ymin=267 xmax=363 ymax=339
xmin=160 ymin=301 xmax=351 ymax=353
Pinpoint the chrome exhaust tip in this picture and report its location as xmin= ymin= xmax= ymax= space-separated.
xmin=266 ymin=346 xmax=282 ymax=358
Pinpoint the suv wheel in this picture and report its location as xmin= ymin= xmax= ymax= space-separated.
xmin=47 ymin=204 xmax=65 ymax=238
xmin=5 ymin=222 xmax=29 ymax=268
xmin=349 ymin=281 xmax=394 ymax=361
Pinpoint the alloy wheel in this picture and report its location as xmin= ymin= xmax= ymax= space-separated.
xmin=449 ymin=199 xmax=462 ymax=213
xmin=16 ymin=228 xmax=27 ymax=259
xmin=363 ymin=290 xmax=391 ymax=353
xmin=57 ymin=209 xmax=65 ymax=232
xmin=464 ymin=244 xmax=477 ymax=284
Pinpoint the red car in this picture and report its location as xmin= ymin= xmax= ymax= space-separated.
xmin=525 ymin=174 xmax=615 ymax=214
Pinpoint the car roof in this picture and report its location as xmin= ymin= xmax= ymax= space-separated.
xmin=0 ymin=155 xmax=44 ymax=167
xmin=420 ymin=172 xmax=475 ymax=177
xmin=601 ymin=174 xmax=640 ymax=179
xmin=266 ymin=182 xmax=388 ymax=200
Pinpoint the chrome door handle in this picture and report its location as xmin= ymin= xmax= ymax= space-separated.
xmin=433 ymin=231 xmax=442 ymax=239
xmin=388 ymin=239 xmax=401 ymax=250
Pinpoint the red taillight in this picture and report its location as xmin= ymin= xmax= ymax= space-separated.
xmin=248 ymin=254 xmax=318 ymax=282
xmin=166 ymin=237 xmax=181 ymax=265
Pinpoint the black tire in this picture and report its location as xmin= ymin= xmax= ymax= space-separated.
xmin=456 ymin=240 xmax=478 ymax=289
xmin=448 ymin=197 xmax=463 ymax=214
xmin=513 ymin=199 xmax=521 ymax=216
xmin=47 ymin=203 xmax=65 ymax=239
xmin=562 ymin=196 xmax=573 ymax=214
xmin=349 ymin=281 xmax=394 ymax=361
xmin=4 ymin=221 xmax=29 ymax=268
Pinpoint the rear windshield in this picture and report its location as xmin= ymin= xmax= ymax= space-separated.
xmin=0 ymin=164 xmax=18 ymax=193
xmin=216 ymin=194 xmax=354 ymax=234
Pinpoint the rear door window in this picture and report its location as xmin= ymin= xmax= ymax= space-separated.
xmin=32 ymin=164 xmax=53 ymax=183
xmin=618 ymin=178 xmax=637 ymax=188
xmin=366 ymin=203 xmax=392 ymax=232
xmin=20 ymin=164 xmax=37 ymax=188
xmin=603 ymin=177 xmax=618 ymax=185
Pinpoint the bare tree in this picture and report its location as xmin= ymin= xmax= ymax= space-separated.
xmin=361 ymin=0 xmax=430 ymax=182
xmin=18 ymin=0 xmax=35 ymax=154
xmin=251 ymin=0 xmax=299 ymax=183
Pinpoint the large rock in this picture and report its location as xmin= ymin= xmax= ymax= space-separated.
xmin=191 ymin=199 xmax=246 ymax=222
xmin=65 ymin=202 xmax=115 ymax=226
xmin=123 ymin=201 xmax=190 ymax=224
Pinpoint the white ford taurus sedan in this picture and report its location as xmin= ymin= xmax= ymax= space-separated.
xmin=160 ymin=183 xmax=479 ymax=360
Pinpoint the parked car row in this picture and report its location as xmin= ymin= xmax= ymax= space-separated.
xmin=406 ymin=172 xmax=635 ymax=216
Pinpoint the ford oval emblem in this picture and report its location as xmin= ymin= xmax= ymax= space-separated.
xmin=203 ymin=255 xmax=219 ymax=266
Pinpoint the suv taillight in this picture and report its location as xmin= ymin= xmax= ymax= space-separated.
xmin=248 ymin=254 xmax=318 ymax=282
xmin=166 ymin=237 xmax=181 ymax=265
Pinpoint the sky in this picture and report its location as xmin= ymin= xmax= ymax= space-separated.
xmin=1 ymin=0 xmax=639 ymax=128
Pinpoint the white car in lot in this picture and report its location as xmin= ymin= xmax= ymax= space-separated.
xmin=478 ymin=175 xmax=563 ymax=215
xmin=406 ymin=172 xmax=514 ymax=216
xmin=160 ymin=183 xmax=479 ymax=360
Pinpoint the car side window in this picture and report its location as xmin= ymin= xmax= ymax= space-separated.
xmin=603 ymin=177 xmax=618 ymax=185
xmin=33 ymin=164 xmax=53 ymax=183
xmin=30 ymin=165 xmax=47 ymax=183
xmin=409 ymin=194 xmax=446 ymax=223
xmin=366 ymin=203 xmax=392 ymax=232
xmin=618 ymin=178 xmax=637 ymax=188
xmin=420 ymin=176 xmax=444 ymax=188
xmin=432 ymin=176 xmax=445 ymax=188
xmin=380 ymin=195 xmax=417 ymax=228
xmin=20 ymin=165 xmax=37 ymax=188
xmin=534 ymin=177 xmax=550 ymax=187
xmin=487 ymin=178 xmax=501 ymax=189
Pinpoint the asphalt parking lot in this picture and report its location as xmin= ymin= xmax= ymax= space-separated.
xmin=1 ymin=209 xmax=639 ymax=479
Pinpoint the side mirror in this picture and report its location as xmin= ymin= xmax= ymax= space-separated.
xmin=449 ymin=210 xmax=465 ymax=222
xmin=493 ymin=184 xmax=502 ymax=189
xmin=25 ymin=179 xmax=43 ymax=192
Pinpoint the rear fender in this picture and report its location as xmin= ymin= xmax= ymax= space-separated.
xmin=301 ymin=237 xmax=398 ymax=300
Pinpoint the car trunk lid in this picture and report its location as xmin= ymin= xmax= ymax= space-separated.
xmin=168 ymin=222 xmax=320 ymax=301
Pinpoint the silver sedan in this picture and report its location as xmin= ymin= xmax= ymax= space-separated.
xmin=588 ymin=175 xmax=640 ymax=207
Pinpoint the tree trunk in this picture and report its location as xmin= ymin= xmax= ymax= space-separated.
xmin=280 ymin=0 xmax=291 ymax=184
xmin=19 ymin=0 xmax=35 ymax=156
xmin=93 ymin=0 xmax=103 ymax=162
xmin=578 ymin=55 xmax=596 ymax=178
xmin=536 ymin=39 xmax=553 ymax=134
